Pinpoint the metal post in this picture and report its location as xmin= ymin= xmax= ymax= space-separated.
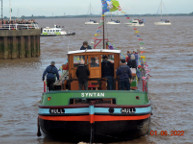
xmin=102 ymin=14 xmax=105 ymax=49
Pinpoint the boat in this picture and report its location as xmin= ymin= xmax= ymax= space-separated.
xmin=107 ymin=19 xmax=120 ymax=24
xmin=85 ymin=19 xmax=99 ymax=25
xmin=107 ymin=12 xmax=120 ymax=24
xmin=154 ymin=19 xmax=171 ymax=25
xmin=38 ymin=0 xmax=151 ymax=143
xmin=154 ymin=0 xmax=171 ymax=25
xmin=41 ymin=25 xmax=75 ymax=36
xmin=85 ymin=0 xmax=99 ymax=25
xmin=125 ymin=19 xmax=145 ymax=27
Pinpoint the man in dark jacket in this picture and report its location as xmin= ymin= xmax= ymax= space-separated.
xmin=80 ymin=41 xmax=92 ymax=50
xmin=76 ymin=63 xmax=90 ymax=90
xmin=101 ymin=55 xmax=114 ymax=90
xmin=116 ymin=59 xmax=132 ymax=90
xmin=127 ymin=54 xmax=137 ymax=68
xmin=42 ymin=61 xmax=59 ymax=91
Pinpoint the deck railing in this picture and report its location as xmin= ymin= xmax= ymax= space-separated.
xmin=0 ymin=24 xmax=39 ymax=30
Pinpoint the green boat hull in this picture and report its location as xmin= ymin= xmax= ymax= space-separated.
xmin=38 ymin=90 xmax=151 ymax=142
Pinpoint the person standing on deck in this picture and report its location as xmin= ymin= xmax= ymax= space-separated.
xmin=126 ymin=51 xmax=131 ymax=64
xmin=116 ymin=59 xmax=132 ymax=90
xmin=101 ymin=55 xmax=114 ymax=90
xmin=80 ymin=41 xmax=92 ymax=50
xmin=76 ymin=60 xmax=90 ymax=90
xmin=42 ymin=61 xmax=59 ymax=91
xmin=133 ymin=50 xmax=139 ymax=67
xmin=127 ymin=54 xmax=137 ymax=69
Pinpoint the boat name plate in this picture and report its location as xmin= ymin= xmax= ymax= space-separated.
xmin=50 ymin=108 xmax=65 ymax=114
xmin=121 ymin=108 xmax=136 ymax=114
xmin=81 ymin=93 xmax=105 ymax=98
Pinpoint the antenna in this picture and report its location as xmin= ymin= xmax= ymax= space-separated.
xmin=1 ymin=0 xmax=3 ymax=19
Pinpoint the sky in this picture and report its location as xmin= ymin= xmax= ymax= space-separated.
xmin=2 ymin=0 xmax=193 ymax=17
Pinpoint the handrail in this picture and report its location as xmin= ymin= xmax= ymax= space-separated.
xmin=0 ymin=24 xmax=39 ymax=30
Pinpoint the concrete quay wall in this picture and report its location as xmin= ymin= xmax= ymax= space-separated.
xmin=0 ymin=29 xmax=41 ymax=59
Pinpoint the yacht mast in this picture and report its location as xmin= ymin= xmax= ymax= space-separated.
xmin=1 ymin=0 xmax=3 ymax=19
xmin=160 ymin=0 xmax=163 ymax=19
xmin=9 ymin=0 xmax=11 ymax=21
xmin=89 ymin=0 xmax=92 ymax=19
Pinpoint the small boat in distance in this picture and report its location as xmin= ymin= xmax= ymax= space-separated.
xmin=85 ymin=0 xmax=99 ymax=25
xmin=85 ymin=19 xmax=99 ymax=25
xmin=154 ymin=0 xmax=171 ymax=25
xmin=41 ymin=25 xmax=75 ymax=36
xmin=107 ymin=12 xmax=120 ymax=24
xmin=125 ymin=19 xmax=144 ymax=27
xmin=107 ymin=19 xmax=120 ymax=24
xmin=154 ymin=19 xmax=171 ymax=25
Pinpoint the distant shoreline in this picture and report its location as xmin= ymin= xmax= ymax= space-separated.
xmin=3 ymin=13 xmax=193 ymax=19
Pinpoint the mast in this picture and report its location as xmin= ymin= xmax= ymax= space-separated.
xmin=160 ymin=0 xmax=163 ymax=19
xmin=1 ymin=0 xmax=3 ymax=20
xmin=89 ymin=0 xmax=92 ymax=19
xmin=102 ymin=13 xmax=105 ymax=49
xmin=9 ymin=0 xmax=11 ymax=21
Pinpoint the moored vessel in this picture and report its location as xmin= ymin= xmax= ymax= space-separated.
xmin=41 ymin=25 xmax=75 ymax=36
xmin=154 ymin=0 xmax=171 ymax=25
xmin=107 ymin=19 xmax=120 ymax=24
xmin=125 ymin=19 xmax=145 ymax=27
xmin=85 ymin=19 xmax=99 ymax=25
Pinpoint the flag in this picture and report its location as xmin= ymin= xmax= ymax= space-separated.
xmin=101 ymin=0 xmax=120 ymax=13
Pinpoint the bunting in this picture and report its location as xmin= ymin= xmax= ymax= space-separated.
xmin=92 ymin=0 xmax=149 ymax=75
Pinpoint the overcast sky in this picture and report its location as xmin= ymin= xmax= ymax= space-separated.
xmin=2 ymin=0 xmax=193 ymax=17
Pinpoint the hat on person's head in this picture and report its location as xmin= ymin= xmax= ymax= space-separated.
xmin=51 ymin=61 xmax=55 ymax=65
xmin=83 ymin=41 xmax=88 ymax=45
xmin=121 ymin=59 xmax=126 ymax=63
xmin=103 ymin=55 xmax=108 ymax=59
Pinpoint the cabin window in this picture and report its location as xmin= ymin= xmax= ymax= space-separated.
xmin=90 ymin=57 xmax=99 ymax=67
xmin=101 ymin=54 xmax=114 ymax=63
xmin=50 ymin=30 xmax=52 ymax=32
xmin=56 ymin=30 xmax=59 ymax=32
xmin=43 ymin=30 xmax=46 ymax=32
xmin=53 ymin=30 xmax=55 ymax=32
xmin=73 ymin=55 xmax=85 ymax=67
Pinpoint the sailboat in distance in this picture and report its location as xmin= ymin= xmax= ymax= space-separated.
xmin=85 ymin=0 xmax=99 ymax=24
xmin=107 ymin=12 xmax=121 ymax=24
xmin=154 ymin=0 xmax=171 ymax=25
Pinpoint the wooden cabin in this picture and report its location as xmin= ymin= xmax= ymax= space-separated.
xmin=67 ymin=49 xmax=121 ymax=90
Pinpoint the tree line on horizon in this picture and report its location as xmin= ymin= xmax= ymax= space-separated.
xmin=2 ymin=12 xmax=193 ymax=19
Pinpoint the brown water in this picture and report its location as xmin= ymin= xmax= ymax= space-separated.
xmin=0 ymin=16 xmax=193 ymax=144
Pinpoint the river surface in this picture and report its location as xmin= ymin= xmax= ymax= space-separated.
xmin=0 ymin=16 xmax=193 ymax=144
